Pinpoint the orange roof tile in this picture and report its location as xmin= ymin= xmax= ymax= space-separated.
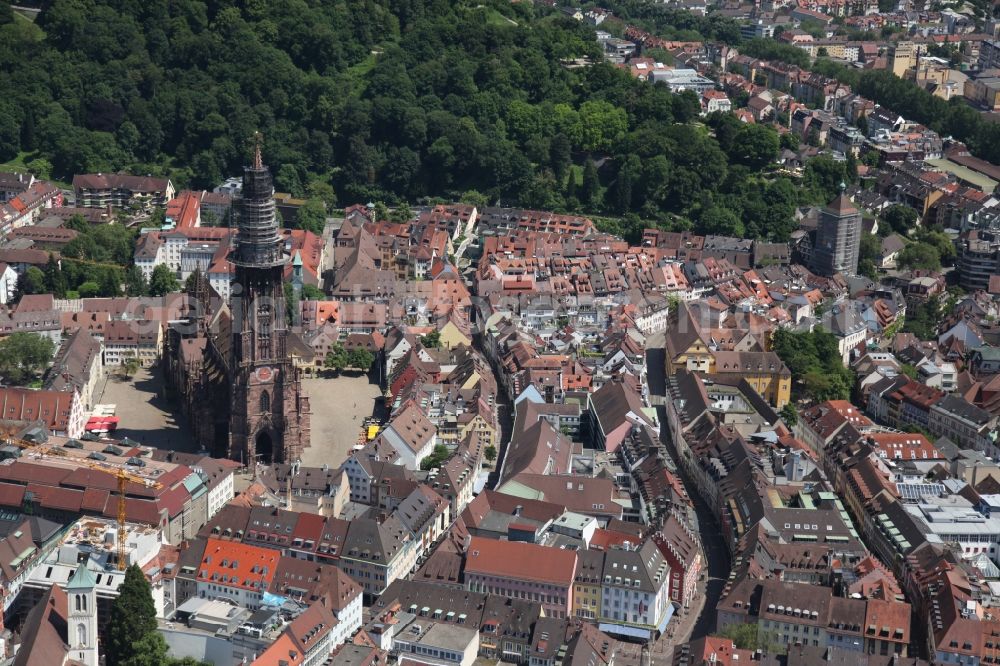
xmin=251 ymin=632 xmax=303 ymax=666
xmin=465 ymin=536 xmax=576 ymax=586
xmin=197 ymin=537 xmax=279 ymax=591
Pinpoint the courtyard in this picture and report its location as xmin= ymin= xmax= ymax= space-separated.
xmin=95 ymin=366 xmax=197 ymax=453
xmin=300 ymin=372 xmax=384 ymax=468
xmin=93 ymin=366 xmax=382 ymax=466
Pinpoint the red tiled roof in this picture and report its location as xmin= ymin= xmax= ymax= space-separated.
xmin=27 ymin=483 xmax=83 ymax=512
xmin=291 ymin=511 xmax=326 ymax=543
xmin=198 ymin=537 xmax=280 ymax=590
xmin=0 ymin=388 xmax=77 ymax=432
xmin=81 ymin=487 xmax=110 ymax=513
xmin=0 ymin=482 xmax=26 ymax=507
xmin=166 ymin=191 xmax=200 ymax=229
xmin=250 ymin=632 xmax=303 ymax=666
xmin=465 ymin=536 xmax=576 ymax=586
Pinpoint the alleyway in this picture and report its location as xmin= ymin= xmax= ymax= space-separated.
xmin=645 ymin=336 xmax=732 ymax=644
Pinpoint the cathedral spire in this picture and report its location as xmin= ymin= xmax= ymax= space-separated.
xmin=229 ymin=133 xmax=310 ymax=466
xmin=252 ymin=132 xmax=263 ymax=170
xmin=235 ymin=134 xmax=284 ymax=268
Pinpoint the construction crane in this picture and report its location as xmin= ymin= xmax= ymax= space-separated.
xmin=82 ymin=463 xmax=162 ymax=571
xmin=1 ymin=427 xmax=163 ymax=570
xmin=2 ymin=428 xmax=67 ymax=459
xmin=1 ymin=427 xmax=166 ymax=569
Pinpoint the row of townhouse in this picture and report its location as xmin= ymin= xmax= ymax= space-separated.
xmin=370 ymin=579 xmax=620 ymax=666
xmin=200 ymin=485 xmax=450 ymax=601
xmin=173 ymin=536 xmax=363 ymax=649
xmin=464 ymin=533 xmax=675 ymax=641
xmin=868 ymin=375 xmax=1000 ymax=456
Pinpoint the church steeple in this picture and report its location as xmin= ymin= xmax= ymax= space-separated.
xmin=66 ymin=562 xmax=99 ymax=666
xmin=233 ymin=135 xmax=285 ymax=268
xmin=252 ymin=131 xmax=263 ymax=170
xmin=229 ymin=137 xmax=311 ymax=465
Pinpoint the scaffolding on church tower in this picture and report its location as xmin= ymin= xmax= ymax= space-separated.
xmin=233 ymin=132 xmax=286 ymax=269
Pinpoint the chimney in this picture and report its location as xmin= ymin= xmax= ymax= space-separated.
xmin=514 ymin=505 xmax=523 ymax=517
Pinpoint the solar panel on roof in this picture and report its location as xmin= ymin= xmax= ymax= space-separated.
xmin=897 ymin=483 xmax=945 ymax=500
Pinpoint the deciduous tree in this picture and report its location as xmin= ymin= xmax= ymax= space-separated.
xmin=148 ymin=264 xmax=180 ymax=296
xmin=296 ymin=198 xmax=327 ymax=234
xmin=0 ymin=332 xmax=54 ymax=385
xmin=898 ymin=242 xmax=941 ymax=271
xmin=16 ymin=267 xmax=45 ymax=299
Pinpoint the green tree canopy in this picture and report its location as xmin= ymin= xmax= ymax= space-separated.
xmin=420 ymin=443 xmax=450 ymax=470
xmin=721 ymin=623 xmax=760 ymax=650
xmin=779 ymin=403 xmax=798 ymax=426
xmin=858 ymin=233 xmax=882 ymax=280
xmin=731 ymin=124 xmax=779 ymax=169
xmin=324 ymin=344 xmax=349 ymax=372
xmin=772 ymin=328 xmax=852 ymax=402
xmin=573 ymin=100 xmax=628 ymax=153
xmin=302 ymin=284 xmax=325 ymax=300
xmin=44 ymin=254 xmax=67 ymax=297
xmin=347 ymin=348 xmax=374 ymax=370
xmin=148 ymin=264 xmax=180 ymax=296
xmin=16 ymin=266 xmax=45 ymax=299
xmin=124 ymin=265 xmax=148 ymax=297
xmin=902 ymin=296 xmax=941 ymax=340
xmin=420 ymin=331 xmax=441 ymax=349
xmin=106 ymin=564 xmax=158 ymax=666
xmin=0 ymin=332 xmax=55 ymax=385
xmin=881 ymin=204 xmax=919 ymax=235
xmin=296 ymin=198 xmax=327 ymax=234
xmin=0 ymin=0 xmax=853 ymax=243
xmin=803 ymin=155 xmax=847 ymax=202
xmin=898 ymin=242 xmax=941 ymax=271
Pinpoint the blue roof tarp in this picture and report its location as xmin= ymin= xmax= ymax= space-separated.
xmin=599 ymin=623 xmax=652 ymax=640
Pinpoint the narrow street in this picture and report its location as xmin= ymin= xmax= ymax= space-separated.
xmin=646 ymin=335 xmax=732 ymax=643
xmin=469 ymin=303 xmax=515 ymax=490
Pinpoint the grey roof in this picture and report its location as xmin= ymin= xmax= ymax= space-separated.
xmin=44 ymin=329 xmax=102 ymax=395
xmin=343 ymin=516 xmax=407 ymax=563
xmin=934 ymin=437 xmax=961 ymax=460
xmin=881 ymin=234 xmax=906 ymax=255
xmin=822 ymin=305 xmax=866 ymax=337
xmin=932 ymin=394 xmax=992 ymax=426
xmin=600 ymin=540 xmax=668 ymax=594
xmin=65 ymin=562 xmax=98 ymax=590
xmin=973 ymin=346 xmax=1000 ymax=362
xmin=394 ymin=485 xmax=447 ymax=536
xmin=529 ymin=617 xmax=569 ymax=661
xmin=374 ymin=579 xmax=487 ymax=623
xmin=327 ymin=645 xmax=381 ymax=666
xmin=574 ymin=548 xmax=605 ymax=585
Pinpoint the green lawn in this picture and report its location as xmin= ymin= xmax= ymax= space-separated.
xmin=567 ymin=163 xmax=583 ymax=186
xmin=344 ymin=51 xmax=380 ymax=95
xmin=0 ymin=151 xmax=34 ymax=173
xmin=0 ymin=152 xmax=72 ymax=189
xmin=480 ymin=7 xmax=517 ymax=27
xmin=11 ymin=11 xmax=45 ymax=41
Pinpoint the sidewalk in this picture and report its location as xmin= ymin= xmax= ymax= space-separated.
xmin=613 ymin=579 xmax=708 ymax=666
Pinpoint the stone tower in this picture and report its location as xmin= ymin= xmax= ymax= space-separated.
xmin=66 ymin=562 xmax=99 ymax=666
xmin=228 ymin=135 xmax=310 ymax=465
xmin=812 ymin=184 xmax=862 ymax=277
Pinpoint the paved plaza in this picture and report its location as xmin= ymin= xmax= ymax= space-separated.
xmin=300 ymin=373 xmax=384 ymax=467
xmin=95 ymin=366 xmax=382 ymax=466
xmin=95 ymin=367 xmax=197 ymax=453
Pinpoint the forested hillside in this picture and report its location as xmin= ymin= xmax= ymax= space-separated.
xmin=0 ymin=0 xmax=835 ymax=241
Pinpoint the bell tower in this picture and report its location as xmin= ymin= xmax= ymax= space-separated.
xmin=228 ymin=134 xmax=310 ymax=465
xmin=66 ymin=562 xmax=99 ymax=666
